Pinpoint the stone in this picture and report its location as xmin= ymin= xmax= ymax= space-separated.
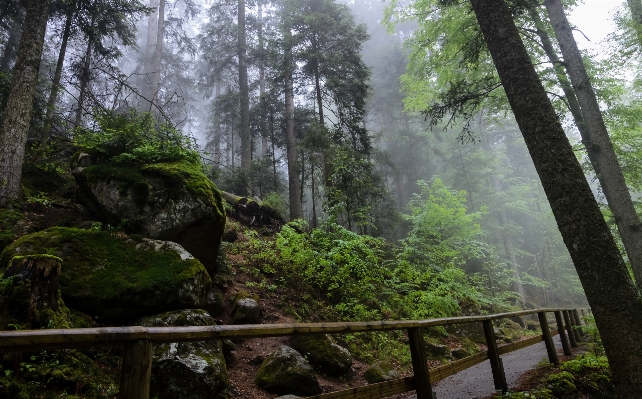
xmin=222 ymin=228 xmax=238 ymax=243
xmin=509 ymin=315 xmax=526 ymax=328
xmin=205 ymin=288 xmax=225 ymax=316
xmin=72 ymin=160 xmax=226 ymax=274
xmin=290 ymin=334 xmax=352 ymax=376
xmin=231 ymin=292 xmax=261 ymax=324
xmin=451 ymin=347 xmax=470 ymax=360
xmin=363 ymin=362 xmax=399 ymax=384
xmin=136 ymin=309 xmax=230 ymax=399
xmin=0 ymin=227 xmax=211 ymax=323
xmin=254 ymin=346 xmax=321 ymax=396
xmin=425 ymin=342 xmax=451 ymax=359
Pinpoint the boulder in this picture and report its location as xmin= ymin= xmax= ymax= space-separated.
xmin=451 ymin=348 xmax=470 ymax=360
xmin=290 ymin=334 xmax=352 ymax=376
xmin=231 ymin=291 xmax=261 ymax=324
xmin=136 ymin=310 xmax=229 ymax=399
xmin=425 ymin=342 xmax=451 ymax=359
xmin=0 ymin=227 xmax=211 ymax=323
xmin=363 ymin=362 xmax=399 ymax=384
xmin=254 ymin=345 xmax=321 ymax=396
xmin=72 ymin=160 xmax=226 ymax=274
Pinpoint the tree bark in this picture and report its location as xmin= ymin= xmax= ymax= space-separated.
xmin=545 ymin=0 xmax=642 ymax=288
xmin=149 ymin=0 xmax=165 ymax=109
xmin=213 ymin=82 xmax=222 ymax=164
xmin=258 ymin=2 xmax=269 ymax=159
xmin=43 ymin=4 xmax=74 ymax=139
xmin=0 ymin=0 xmax=50 ymax=204
xmin=75 ymin=36 xmax=94 ymax=128
xmin=142 ymin=0 xmax=159 ymax=104
xmin=238 ymin=0 xmax=252 ymax=183
xmin=470 ymin=0 xmax=642 ymax=395
xmin=285 ymin=39 xmax=303 ymax=220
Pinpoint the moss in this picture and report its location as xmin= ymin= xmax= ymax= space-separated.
xmin=545 ymin=371 xmax=577 ymax=396
xmin=79 ymin=163 xmax=150 ymax=207
xmin=364 ymin=361 xmax=397 ymax=383
xmin=0 ymin=227 xmax=211 ymax=323
xmin=0 ymin=207 xmax=22 ymax=252
xmin=290 ymin=334 xmax=352 ymax=376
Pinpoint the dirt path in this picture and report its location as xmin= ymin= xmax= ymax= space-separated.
xmin=405 ymin=335 xmax=569 ymax=399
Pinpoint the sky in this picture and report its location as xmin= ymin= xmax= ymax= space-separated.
xmin=569 ymin=0 xmax=623 ymax=52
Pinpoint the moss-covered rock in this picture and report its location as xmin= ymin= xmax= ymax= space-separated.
xmin=290 ymin=334 xmax=352 ymax=376
xmin=73 ymin=160 xmax=226 ymax=274
xmin=135 ymin=309 xmax=230 ymax=399
xmin=545 ymin=371 xmax=577 ymax=397
xmin=363 ymin=361 xmax=399 ymax=384
xmin=425 ymin=342 xmax=451 ymax=359
xmin=254 ymin=345 xmax=321 ymax=396
xmin=231 ymin=291 xmax=261 ymax=324
xmin=0 ymin=207 xmax=22 ymax=252
xmin=0 ymin=227 xmax=211 ymax=323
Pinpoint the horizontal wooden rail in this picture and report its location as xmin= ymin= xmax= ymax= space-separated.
xmin=0 ymin=308 xmax=573 ymax=352
xmin=0 ymin=307 xmax=587 ymax=399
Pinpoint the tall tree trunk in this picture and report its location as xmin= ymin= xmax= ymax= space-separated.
xmin=0 ymin=18 xmax=21 ymax=73
xmin=143 ymin=0 xmax=159 ymax=104
xmin=149 ymin=0 xmax=165 ymax=109
xmin=285 ymin=42 xmax=303 ymax=220
xmin=470 ymin=0 xmax=642 ymax=395
xmin=43 ymin=5 xmax=74 ymax=139
xmin=314 ymin=58 xmax=324 ymax=126
xmin=258 ymin=2 xmax=269 ymax=159
xmin=546 ymin=0 xmax=642 ymax=288
xmin=75 ymin=36 xmax=94 ymax=128
xmin=238 ymin=0 xmax=252 ymax=186
xmin=0 ymin=0 xmax=50 ymax=204
xmin=213 ymin=82 xmax=221 ymax=164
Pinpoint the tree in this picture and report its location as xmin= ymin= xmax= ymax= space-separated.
xmin=469 ymin=0 xmax=642 ymax=395
xmin=0 ymin=0 xmax=50 ymax=204
xmin=238 ymin=0 xmax=251 ymax=182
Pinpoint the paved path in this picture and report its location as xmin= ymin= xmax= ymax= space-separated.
xmin=405 ymin=336 xmax=563 ymax=399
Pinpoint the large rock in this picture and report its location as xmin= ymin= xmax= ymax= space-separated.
xmin=254 ymin=345 xmax=321 ymax=396
xmin=72 ymin=160 xmax=226 ymax=274
xmin=231 ymin=291 xmax=261 ymax=324
xmin=0 ymin=227 xmax=211 ymax=323
xmin=290 ymin=334 xmax=352 ymax=376
xmin=135 ymin=310 xmax=229 ymax=399
xmin=364 ymin=362 xmax=399 ymax=384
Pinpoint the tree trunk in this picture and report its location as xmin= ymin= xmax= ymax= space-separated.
xmin=546 ymin=0 xmax=642 ymax=288
xmin=43 ymin=5 xmax=74 ymax=139
xmin=470 ymin=0 xmax=642 ymax=395
xmin=142 ymin=0 xmax=159 ymax=104
xmin=149 ymin=0 xmax=165 ymax=109
xmin=0 ymin=0 xmax=50 ymax=204
xmin=0 ymin=18 xmax=21 ymax=73
xmin=258 ymin=2 xmax=269 ymax=159
xmin=213 ymin=82 xmax=222 ymax=164
xmin=75 ymin=36 xmax=94 ymax=128
xmin=238 ymin=0 xmax=252 ymax=183
xmin=285 ymin=41 xmax=303 ymax=220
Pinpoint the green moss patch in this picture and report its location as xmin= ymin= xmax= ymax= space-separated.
xmin=0 ymin=207 xmax=22 ymax=252
xmin=0 ymin=227 xmax=211 ymax=323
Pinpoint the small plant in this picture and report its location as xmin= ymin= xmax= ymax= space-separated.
xmin=26 ymin=192 xmax=52 ymax=207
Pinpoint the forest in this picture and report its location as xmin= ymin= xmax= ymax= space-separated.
xmin=0 ymin=0 xmax=642 ymax=397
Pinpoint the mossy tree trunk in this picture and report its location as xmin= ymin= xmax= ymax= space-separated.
xmin=0 ymin=0 xmax=50 ymax=205
xmin=238 ymin=0 xmax=252 ymax=186
xmin=545 ymin=0 xmax=642 ymax=289
xmin=469 ymin=0 xmax=642 ymax=395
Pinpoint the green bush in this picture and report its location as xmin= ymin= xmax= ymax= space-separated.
xmin=74 ymin=110 xmax=200 ymax=166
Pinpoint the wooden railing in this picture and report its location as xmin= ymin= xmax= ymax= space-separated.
xmin=0 ymin=308 xmax=588 ymax=399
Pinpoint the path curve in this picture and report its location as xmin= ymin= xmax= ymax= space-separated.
xmin=405 ymin=336 xmax=564 ymax=399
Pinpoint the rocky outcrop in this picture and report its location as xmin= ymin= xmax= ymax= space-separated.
xmin=290 ymin=334 xmax=352 ymax=376
xmin=0 ymin=227 xmax=211 ymax=323
xmin=426 ymin=342 xmax=451 ymax=359
xmin=72 ymin=160 xmax=226 ymax=274
xmin=136 ymin=310 xmax=230 ymax=399
xmin=363 ymin=362 xmax=399 ymax=384
xmin=254 ymin=346 xmax=321 ymax=396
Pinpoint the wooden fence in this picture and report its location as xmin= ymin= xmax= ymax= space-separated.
xmin=0 ymin=308 xmax=588 ymax=399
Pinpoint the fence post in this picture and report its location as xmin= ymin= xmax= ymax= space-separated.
xmin=573 ymin=309 xmax=585 ymax=337
xmin=537 ymin=312 xmax=559 ymax=364
xmin=482 ymin=319 xmax=507 ymax=392
xmin=554 ymin=311 xmax=572 ymax=356
xmin=563 ymin=310 xmax=578 ymax=348
xmin=407 ymin=328 xmax=434 ymax=399
xmin=119 ymin=339 xmax=153 ymax=399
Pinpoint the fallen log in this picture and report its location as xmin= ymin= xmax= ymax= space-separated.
xmin=220 ymin=191 xmax=284 ymax=228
